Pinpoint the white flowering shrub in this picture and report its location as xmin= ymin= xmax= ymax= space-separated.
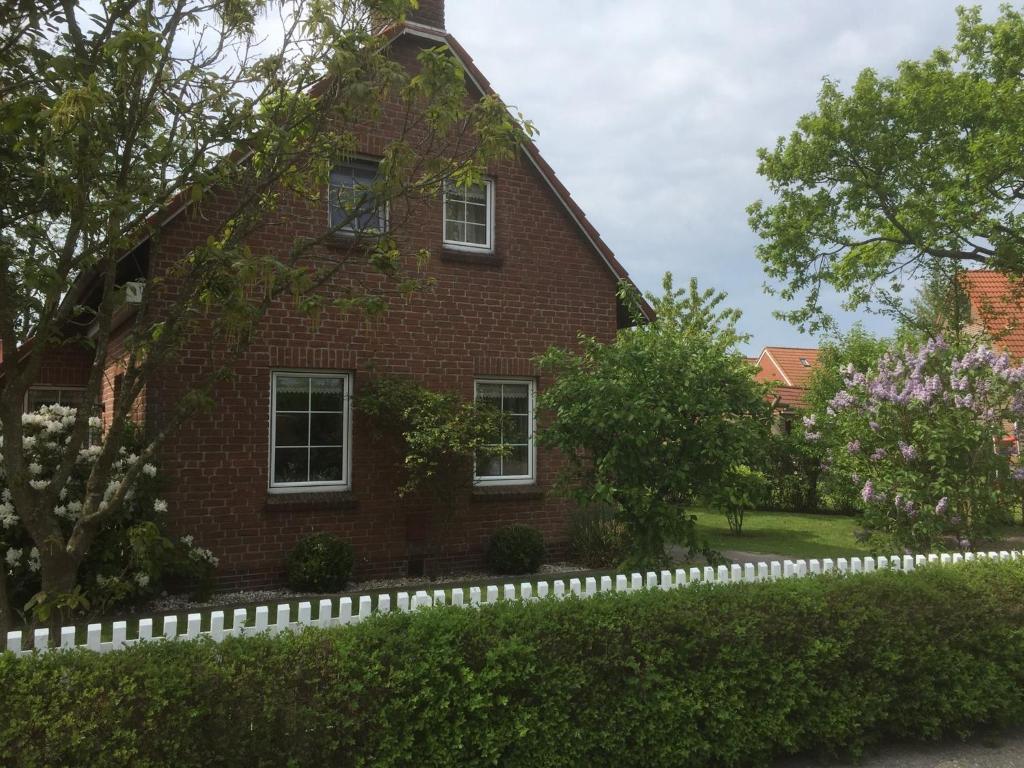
xmin=0 ymin=405 xmax=217 ymax=616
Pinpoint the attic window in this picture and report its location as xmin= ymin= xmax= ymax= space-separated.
xmin=800 ymin=358 xmax=811 ymax=367
xmin=444 ymin=180 xmax=493 ymax=253
xmin=329 ymin=160 xmax=387 ymax=234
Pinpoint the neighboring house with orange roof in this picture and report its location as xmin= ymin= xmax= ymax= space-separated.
xmin=752 ymin=346 xmax=820 ymax=431
xmin=961 ymin=270 xmax=1024 ymax=359
xmin=961 ymin=270 xmax=1024 ymax=456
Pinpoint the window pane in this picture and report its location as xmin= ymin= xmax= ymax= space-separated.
xmin=310 ymin=412 xmax=344 ymax=446
xmin=274 ymin=448 xmax=308 ymax=484
xmin=476 ymin=383 xmax=502 ymax=408
xmin=445 ymin=199 xmax=465 ymax=221
xmin=506 ymin=414 xmax=530 ymax=444
xmin=466 ymin=223 xmax=488 ymax=245
xmin=476 ymin=450 xmax=502 ymax=478
xmin=445 ymin=221 xmax=465 ymax=243
xmin=463 ymin=183 xmax=487 ymax=204
xmin=504 ymin=445 xmax=529 ymax=476
xmin=310 ymin=447 xmax=344 ymax=482
xmin=275 ymin=413 xmax=309 ymax=447
xmin=502 ymin=384 xmax=529 ymax=414
xmin=310 ymin=377 xmax=343 ymax=411
xmin=465 ymin=202 xmax=487 ymax=225
xmin=276 ymin=376 xmax=309 ymax=411
xmin=330 ymin=162 xmax=383 ymax=232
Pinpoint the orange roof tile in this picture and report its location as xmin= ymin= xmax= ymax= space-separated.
xmin=756 ymin=347 xmax=820 ymax=388
xmin=961 ymin=271 xmax=1024 ymax=359
xmin=752 ymin=346 xmax=820 ymax=411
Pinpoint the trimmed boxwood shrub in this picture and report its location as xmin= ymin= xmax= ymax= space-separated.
xmin=484 ymin=525 xmax=544 ymax=574
xmin=286 ymin=534 xmax=354 ymax=592
xmin=4 ymin=561 xmax=1024 ymax=767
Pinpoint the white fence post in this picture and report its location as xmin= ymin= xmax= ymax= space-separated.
xmin=536 ymin=582 xmax=549 ymax=599
xmin=318 ymin=599 xmax=333 ymax=629
xmin=585 ymin=577 xmax=597 ymax=597
xmin=468 ymin=587 xmax=480 ymax=607
xmin=210 ymin=611 xmax=225 ymax=642
xmin=601 ymin=576 xmax=613 ymax=593
xmin=661 ymin=570 xmax=674 ymax=590
xmin=717 ymin=565 xmax=730 ymax=583
xmin=254 ymin=606 xmax=269 ymax=634
xmin=744 ymin=563 xmax=756 ymax=582
xmin=275 ymin=604 xmax=290 ymax=633
xmin=60 ymin=626 xmax=76 ymax=650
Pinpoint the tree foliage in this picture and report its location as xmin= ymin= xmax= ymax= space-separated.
xmin=0 ymin=0 xmax=529 ymax=633
xmin=749 ymin=5 xmax=1024 ymax=331
xmin=537 ymin=274 xmax=771 ymax=568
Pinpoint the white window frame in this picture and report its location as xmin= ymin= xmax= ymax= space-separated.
xmin=473 ymin=377 xmax=536 ymax=486
xmin=269 ymin=370 xmax=353 ymax=494
xmin=23 ymin=386 xmax=88 ymax=412
xmin=443 ymin=179 xmax=495 ymax=254
xmin=328 ymin=158 xmax=389 ymax=235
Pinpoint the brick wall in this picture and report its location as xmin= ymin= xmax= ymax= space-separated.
xmin=141 ymin=34 xmax=623 ymax=588
xmin=407 ymin=0 xmax=444 ymax=29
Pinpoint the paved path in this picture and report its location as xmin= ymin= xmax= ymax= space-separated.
xmin=776 ymin=730 xmax=1024 ymax=767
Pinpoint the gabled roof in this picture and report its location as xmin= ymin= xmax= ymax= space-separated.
xmin=393 ymin=24 xmax=651 ymax=319
xmin=751 ymin=346 xmax=819 ymax=411
xmin=961 ymin=270 xmax=1024 ymax=359
xmin=754 ymin=347 xmax=819 ymax=388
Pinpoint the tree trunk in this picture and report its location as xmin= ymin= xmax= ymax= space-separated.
xmin=0 ymin=565 xmax=12 ymax=648
xmin=38 ymin=552 xmax=80 ymax=647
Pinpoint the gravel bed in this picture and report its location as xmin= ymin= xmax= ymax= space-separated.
xmin=146 ymin=561 xmax=591 ymax=614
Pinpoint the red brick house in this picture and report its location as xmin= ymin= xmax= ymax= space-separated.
xmin=6 ymin=1 xmax=647 ymax=587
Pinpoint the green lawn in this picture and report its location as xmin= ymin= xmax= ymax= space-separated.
xmin=691 ymin=509 xmax=873 ymax=560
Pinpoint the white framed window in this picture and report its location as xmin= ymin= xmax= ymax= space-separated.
xmin=25 ymin=387 xmax=87 ymax=412
xmin=474 ymin=378 xmax=535 ymax=485
xmin=444 ymin=180 xmax=494 ymax=252
xmin=329 ymin=159 xmax=387 ymax=234
xmin=270 ymin=371 xmax=352 ymax=492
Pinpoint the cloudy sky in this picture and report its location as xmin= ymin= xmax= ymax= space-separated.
xmin=444 ymin=0 xmax=1001 ymax=354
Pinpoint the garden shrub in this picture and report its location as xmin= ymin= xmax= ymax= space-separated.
xmin=568 ymin=505 xmax=629 ymax=568
xmin=286 ymin=534 xmax=354 ymax=592
xmin=0 ymin=406 xmax=217 ymax=619
xmin=484 ymin=525 xmax=544 ymax=574
xmin=3 ymin=560 xmax=1024 ymax=767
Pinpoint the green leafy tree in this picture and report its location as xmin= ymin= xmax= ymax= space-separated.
xmin=0 ymin=0 xmax=529 ymax=634
xmin=749 ymin=5 xmax=1024 ymax=332
xmin=704 ymin=464 xmax=768 ymax=536
xmin=537 ymin=275 xmax=771 ymax=569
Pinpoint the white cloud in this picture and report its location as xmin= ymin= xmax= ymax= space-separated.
xmin=447 ymin=0 xmax=993 ymax=350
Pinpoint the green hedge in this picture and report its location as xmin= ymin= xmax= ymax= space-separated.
xmin=4 ymin=561 xmax=1024 ymax=767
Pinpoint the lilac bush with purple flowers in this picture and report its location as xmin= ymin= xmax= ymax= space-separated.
xmin=815 ymin=337 xmax=1024 ymax=551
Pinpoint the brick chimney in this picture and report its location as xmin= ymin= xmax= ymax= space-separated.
xmin=406 ymin=0 xmax=444 ymax=30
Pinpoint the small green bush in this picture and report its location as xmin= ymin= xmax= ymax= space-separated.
xmin=484 ymin=525 xmax=544 ymax=574
xmin=568 ymin=505 xmax=629 ymax=568
xmin=4 ymin=561 xmax=1024 ymax=768
xmin=285 ymin=534 xmax=354 ymax=592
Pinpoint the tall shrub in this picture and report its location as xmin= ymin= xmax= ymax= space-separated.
xmin=0 ymin=406 xmax=216 ymax=625
xmin=814 ymin=338 xmax=1024 ymax=550
xmin=538 ymin=275 xmax=771 ymax=567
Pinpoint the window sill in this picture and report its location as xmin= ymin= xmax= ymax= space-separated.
xmin=440 ymin=247 xmax=503 ymax=267
xmin=264 ymin=490 xmax=358 ymax=513
xmin=471 ymin=484 xmax=544 ymax=501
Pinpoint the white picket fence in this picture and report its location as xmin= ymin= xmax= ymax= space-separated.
xmin=5 ymin=550 xmax=1021 ymax=657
